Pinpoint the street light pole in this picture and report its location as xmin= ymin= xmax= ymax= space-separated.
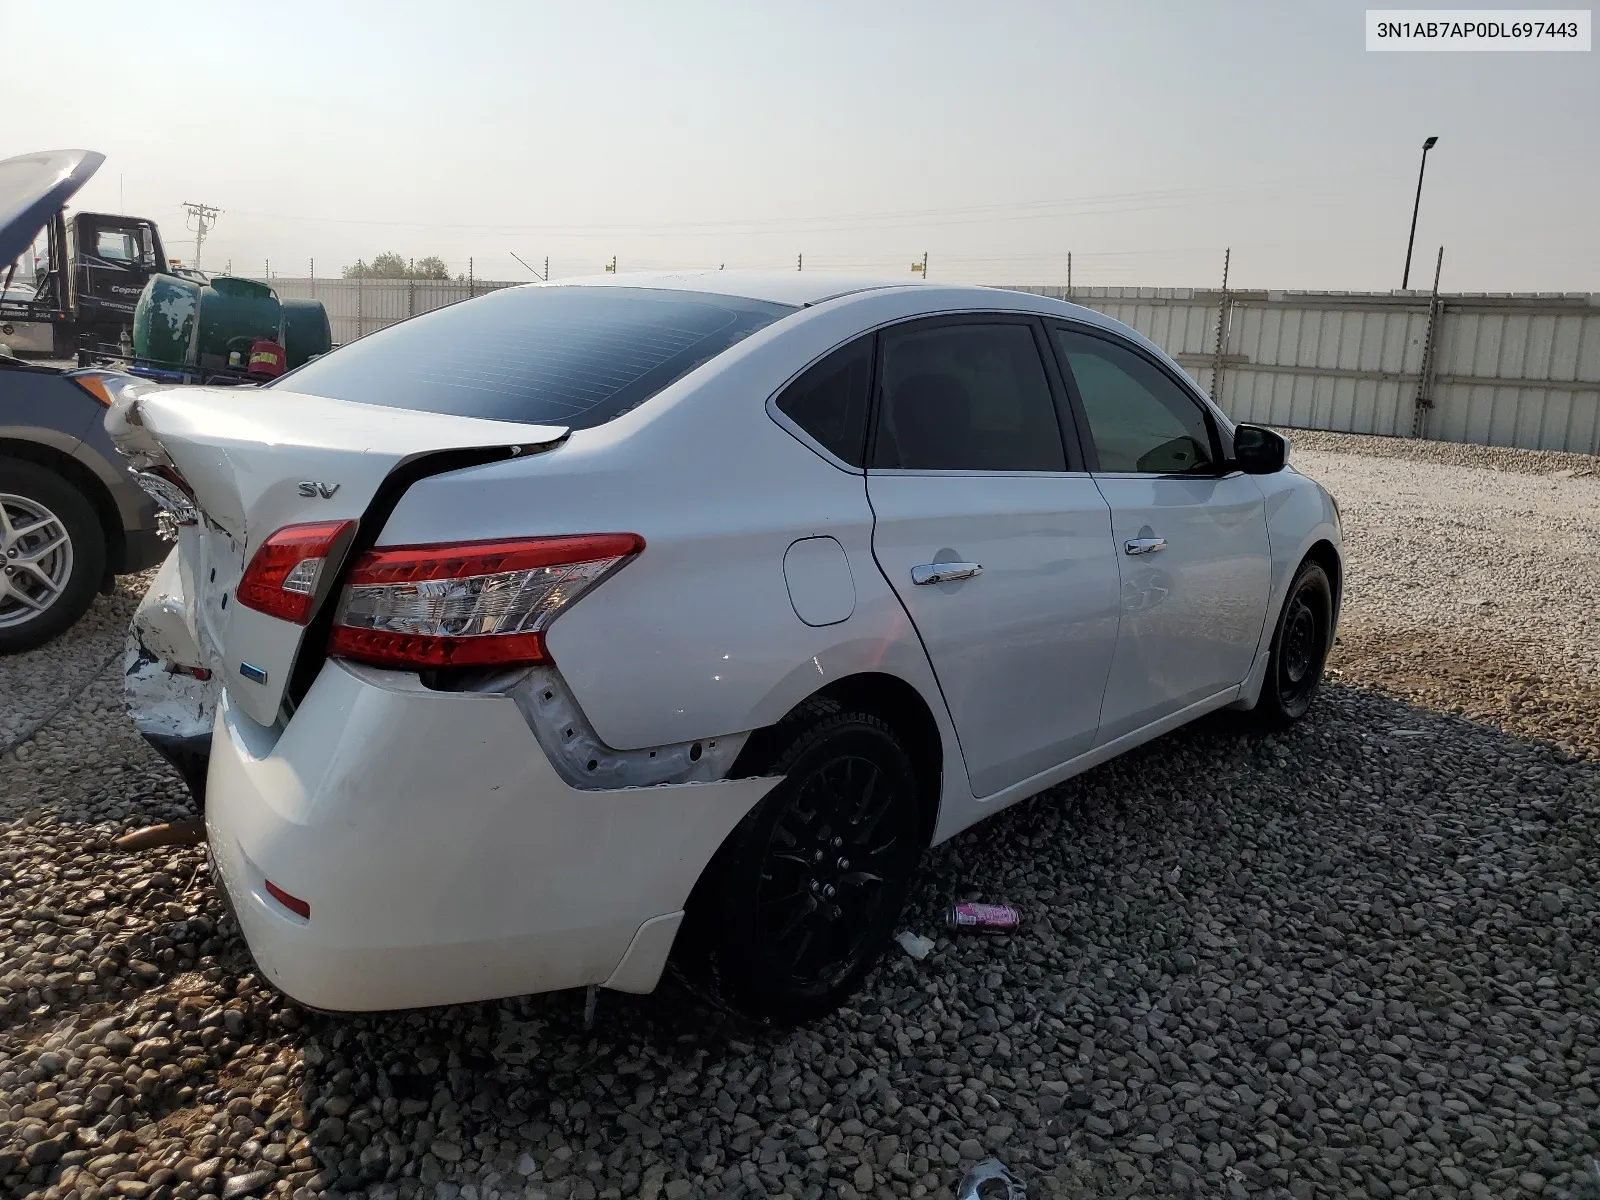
xmin=1402 ymin=136 xmax=1439 ymax=290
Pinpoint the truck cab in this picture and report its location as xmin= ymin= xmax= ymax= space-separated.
xmin=20 ymin=210 xmax=170 ymax=354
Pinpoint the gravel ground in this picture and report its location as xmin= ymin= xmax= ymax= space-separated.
xmin=0 ymin=585 xmax=143 ymax=754
xmin=3 ymin=431 xmax=1598 ymax=1200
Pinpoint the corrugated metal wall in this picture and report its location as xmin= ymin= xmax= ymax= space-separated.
xmin=263 ymin=277 xmax=520 ymax=345
xmin=1428 ymin=302 xmax=1600 ymax=453
xmin=1012 ymin=286 xmax=1600 ymax=454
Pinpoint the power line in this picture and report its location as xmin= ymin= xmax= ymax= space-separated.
xmin=217 ymin=173 xmax=1375 ymax=238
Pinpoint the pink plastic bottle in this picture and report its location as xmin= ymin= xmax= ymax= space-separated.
xmin=947 ymin=902 xmax=1020 ymax=934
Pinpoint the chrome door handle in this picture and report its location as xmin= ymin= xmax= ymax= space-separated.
xmin=911 ymin=562 xmax=982 ymax=585
xmin=1124 ymin=537 xmax=1166 ymax=555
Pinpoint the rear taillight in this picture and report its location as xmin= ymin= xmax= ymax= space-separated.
xmin=327 ymin=533 xmax=644 ymax=671
xmin=237 ymin=521 xmax=357 ymax=625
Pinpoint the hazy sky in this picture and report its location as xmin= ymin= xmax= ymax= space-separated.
xmin=6 ymin=0 xmax=1596 ymax=290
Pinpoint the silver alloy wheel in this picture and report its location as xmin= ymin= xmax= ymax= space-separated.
xmin=0 ymin=492 xmax=75 ymax=629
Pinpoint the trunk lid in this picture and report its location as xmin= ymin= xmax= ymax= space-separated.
xmin=107 ymin=384 xmax=567 ymax=726
xmin=0 ymin=148 xmax=103 ymax=266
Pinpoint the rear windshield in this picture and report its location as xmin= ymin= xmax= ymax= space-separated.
xmin=271 ymin=285 xmax=794 ymax=428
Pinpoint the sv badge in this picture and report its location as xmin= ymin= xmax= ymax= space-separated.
xmin=297 ymin=481 xmax=340 ymax=499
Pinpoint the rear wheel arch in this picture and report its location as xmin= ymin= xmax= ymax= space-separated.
xmin=679 ymin=671 xmax=942 ymax=1020
xmin=730 ymin=670 xmax=945 ymax=845
xmin=0 ymin=438 xmax=124 ymax=577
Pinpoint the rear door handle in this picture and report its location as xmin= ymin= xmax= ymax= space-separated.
xmin=911 ymin=562 xmax=982 ymax=585
xmin=1124 ymin=537 xmax=1166 ymax=556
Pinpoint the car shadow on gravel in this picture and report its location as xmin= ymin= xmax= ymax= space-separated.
xmin=4 ymin=679 xmax=1598 ymax=1200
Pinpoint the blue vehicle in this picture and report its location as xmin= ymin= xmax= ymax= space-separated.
xmin=0 ymin=150 xmax=166 ymax=650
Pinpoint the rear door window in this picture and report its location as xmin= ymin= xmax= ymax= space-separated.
xmin=872 ymin=320 xmax=1066 ymax=472
xmin=272 ymin=286 xmax=794 ymax=428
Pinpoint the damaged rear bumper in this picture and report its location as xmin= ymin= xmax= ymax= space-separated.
xmin=126 ymin=549 xmax=220 ymax=806
xmin=208 ymin=661 xmax=777 ymax=1011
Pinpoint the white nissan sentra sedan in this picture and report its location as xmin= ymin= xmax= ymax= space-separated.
xmin=111 ymin=271 xmax=1342 ymax=1023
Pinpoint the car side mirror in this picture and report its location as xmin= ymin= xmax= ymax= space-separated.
xmin=1233 ymin=424 xmax=1287 ymax=474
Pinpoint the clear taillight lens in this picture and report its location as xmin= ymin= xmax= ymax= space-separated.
xmin=327 ymin=534 xmax=644 ymax=670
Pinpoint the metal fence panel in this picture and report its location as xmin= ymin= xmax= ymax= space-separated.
xmin=1427 ymin=305 xmax=1600 ymax=454
xmin=1221 ymin=298 xmax=1429 ymax=438
xmin=258 ymin=276 xmax=522 ymax=346
xmin=1007 ymin=284 xmax=1600 ymax=454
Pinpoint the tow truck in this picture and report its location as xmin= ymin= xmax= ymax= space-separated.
xmin=1 ymin=150 xmax=330 ymax=384
xmin=1 ymin=151 xmax=173 ymax=358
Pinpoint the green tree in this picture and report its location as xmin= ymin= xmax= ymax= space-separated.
xmin=343 ymin=252 xmax=450 ymax=280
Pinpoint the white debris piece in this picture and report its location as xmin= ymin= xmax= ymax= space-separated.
xmin=895 ymin=930 xmax=935 ymax=960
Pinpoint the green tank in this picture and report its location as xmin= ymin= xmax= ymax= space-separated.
xmin=132 ymin=274 xmax=332 ymax=372
xmin=131 ymin=274 xmax=201 ymax=365
xmin=281 ymin=297 xmax=333 ymax=368
xmin=195 ymin=277 xmax=281 ymax=368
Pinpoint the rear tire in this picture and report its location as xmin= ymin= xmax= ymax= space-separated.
xmin=1250 ymin=559 xmax=1334 ymax=729
xmin=0 ymin=458 xmax=106 ymax=654
xmin=678 ymin=709 xmax=924 ymax=1024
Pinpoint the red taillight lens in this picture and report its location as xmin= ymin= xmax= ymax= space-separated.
xmin=264 ymin=879 xmax=310 ymax=919
xmin=327 ymin=533 xmax=644 ymax=671
xmin=236 ymin=520 xmax=356 ymax=625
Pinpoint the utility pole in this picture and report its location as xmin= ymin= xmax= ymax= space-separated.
xmin=182 ymin=202 xmax=221 ymax=270
xmin=1402 ymin=136 xmax=1439 ymax=290
xmin=1067 ymin=252 xmax=1072 ymax=294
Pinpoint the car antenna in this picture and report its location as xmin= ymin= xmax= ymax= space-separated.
xmin=510 ymin=251 xmax=547 ymax=282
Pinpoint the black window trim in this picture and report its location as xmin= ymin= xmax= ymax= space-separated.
xmin=861 ymin=311 xmax=1088 ymax=477
xmin=1044 ymin=317 xmax=1237 ymax=478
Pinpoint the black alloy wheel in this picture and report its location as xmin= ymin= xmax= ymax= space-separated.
xmin=679 ymin=706 xmax=925 ymax=1023
xmin=1254 ymin=559 xmax=1334 ymax=728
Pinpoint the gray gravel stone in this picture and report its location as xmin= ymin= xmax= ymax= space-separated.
xmin=220 ymin=1170 xmax=275 ymax=1198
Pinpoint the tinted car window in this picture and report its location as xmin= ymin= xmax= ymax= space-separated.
xmin=1052 ymin=326 xmax=1216 ymax=474
xmin=774 ymin=337 xmax=873 ymax=467
xmin=873 ymin=322 xmax=1065 ymax=472
xmin=272 ymin=286 xmax=794 ymax=428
